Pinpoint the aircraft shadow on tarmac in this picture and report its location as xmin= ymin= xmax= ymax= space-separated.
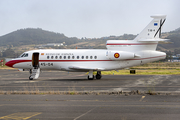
xmin=42 ymin=78 xmax=101 ymax=82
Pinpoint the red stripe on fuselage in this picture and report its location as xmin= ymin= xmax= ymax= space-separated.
xmin=5 ymin=60 xmax=31 ymax=68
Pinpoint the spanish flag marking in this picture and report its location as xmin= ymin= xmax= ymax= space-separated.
xmin=41 ymin=53 xmax=44 ymax=55
xmin=114 ymin=53 xmax=120 ymax=58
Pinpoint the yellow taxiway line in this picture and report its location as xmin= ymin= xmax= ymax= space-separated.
xmin=0 ymin=112 xmax=41 ymax=120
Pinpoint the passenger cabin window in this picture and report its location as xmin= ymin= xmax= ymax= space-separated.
xmin=86 ymin=56 xmax=88 ymax=59
xmin=51 ymin=56 xmax=54 ymax=59
xmin=47 ymin=56 xmax=49 ymax=59
xmin=94 ymin=56 xmax=97 ymax=59
xmin=82 ymin=56 xmax=84 ymax=59
xmin=68 ymin=56 xmax=70 ymax=59
xmin=64 ymin=56 xmax=66 ymax=59
xmin=90 ymin=56 xmax=93 ymax=59
xmin=55 ymin=56 xmax=58 ymax=59
xmin=59 ymin=56 xmax=62 ymax=59
xmin=72 ymin=56 xmax=74 ymax=59
xmin=77 ymin=56 xmax=79 ymax=59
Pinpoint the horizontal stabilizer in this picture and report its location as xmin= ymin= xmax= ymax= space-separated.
xmin=151 ymin=15 xmax=166 ymax=19
xmin=138 ymin=39 xmax=169 ymax=42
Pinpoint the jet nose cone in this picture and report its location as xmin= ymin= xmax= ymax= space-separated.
xmin=5 ymin=60 xmax=14 ymax=68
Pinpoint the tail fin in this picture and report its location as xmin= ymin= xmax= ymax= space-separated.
xmin=134 ymin=15 xmax=166 ymax=41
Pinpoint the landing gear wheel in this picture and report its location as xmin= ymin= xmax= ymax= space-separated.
xmin=96 ymin=74 xmax=102 ymax=79
xmin=88 ymin=75 xmax=94 ymax=80
xmin=29 ymin=69 xmax=33 ymax=80
xmin=29 ymin=76 xmax=33 ymax=80
xmin=96 ymin=71 xmax=102 ymax=79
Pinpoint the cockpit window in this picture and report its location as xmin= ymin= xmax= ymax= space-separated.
xmin=24 ymin=53 xmax=28 ymax=57
xmin=20 ymin=53 xmax=25 ymax=57
xmin=19 ymin=53 xmax=28 ymax=58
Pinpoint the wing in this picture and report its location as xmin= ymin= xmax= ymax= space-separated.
xmin=69 ymin=66 xmax=105 ymax=71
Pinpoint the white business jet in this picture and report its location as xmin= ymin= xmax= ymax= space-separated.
xmin=5 ymin=15 xmax=167 ymax=80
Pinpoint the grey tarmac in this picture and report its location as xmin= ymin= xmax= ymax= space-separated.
xmin=0 ymin=95 xmax=180 ymax=120
xmin=0 ymin=69 xmax=180 ymax=94
xmin=0 ymin=69 xmax=180 ymax=119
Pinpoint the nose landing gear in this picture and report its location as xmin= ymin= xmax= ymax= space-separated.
xmin=29 ymin=67 xmax=40 ymax=80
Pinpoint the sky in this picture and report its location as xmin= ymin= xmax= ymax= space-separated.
xmin=0 ymin=0 xmax=180 ymax=38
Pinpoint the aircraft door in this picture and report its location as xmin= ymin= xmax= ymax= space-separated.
xmin=32 ymin=53 xmax=39 ymax=68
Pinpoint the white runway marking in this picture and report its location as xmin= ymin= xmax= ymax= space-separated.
xmin=74 ymin=107 xmax=96 ymax=120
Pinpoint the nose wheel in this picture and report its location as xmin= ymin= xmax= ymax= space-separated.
xmin=29 ymin=69 xmax=33 ymax=80
xmin=29 ymin=76 xmax=33 ymax=80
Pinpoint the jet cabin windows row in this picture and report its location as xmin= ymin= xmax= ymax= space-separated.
xmin=47 ymin=55 xmax=97 ymax=59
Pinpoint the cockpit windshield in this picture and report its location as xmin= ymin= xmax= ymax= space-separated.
xmin=19 ymin=53 xmax=28 ymax=58
xmin=24 ymin=53 xmax=28 ymax=57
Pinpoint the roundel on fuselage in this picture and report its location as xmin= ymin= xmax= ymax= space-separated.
xmin=114 ymin=53 xmax=120 ymax=58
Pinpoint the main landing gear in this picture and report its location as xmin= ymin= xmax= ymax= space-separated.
xmin=88 ymin=71 xmax=102 ymax=80
xmin=96 ymin=71 xmax=102 ymax=79
xmin=29 ymin=69 xmax=33 ymax=80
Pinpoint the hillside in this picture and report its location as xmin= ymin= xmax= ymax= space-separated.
xmin=0 ymin=28 xmax=80 ymax=47
xmin=0 ymin=27 xmax=180 ymax=51
xmin=71 ymin=29 xmax=180 ymax=51
xmin=69 ymin=34 xmax=137 ymax=49
xmin=158 ymin=28 xmax=180 ymax=50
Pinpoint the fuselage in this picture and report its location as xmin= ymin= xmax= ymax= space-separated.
xmin=5 ymin=48 xmax=166 ymax=72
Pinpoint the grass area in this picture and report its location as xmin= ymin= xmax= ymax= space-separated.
xmin=95 ymin=62 xmax=180 ymax=75
xmin=132 ymin=62 xmax=180 ymax=68
xmin=0 ymin=65 xmax=11 ymax=69
xmin=0 ymin=62 xmax=16 ymax=69
xmin=101 ymin=69 xmax=180 ymax=75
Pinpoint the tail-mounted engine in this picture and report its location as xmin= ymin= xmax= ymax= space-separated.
xmin=107 ymin=51 xmax=135 ymax=60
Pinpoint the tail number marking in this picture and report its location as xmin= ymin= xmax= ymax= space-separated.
xmin=41 ymin=63 xmax=53 ymax=66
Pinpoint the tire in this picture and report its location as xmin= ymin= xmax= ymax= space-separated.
xmin=29 ymin=76 xmax=33 ymax=80
xmin=96 ymin=75 xmax=101 ymax=79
